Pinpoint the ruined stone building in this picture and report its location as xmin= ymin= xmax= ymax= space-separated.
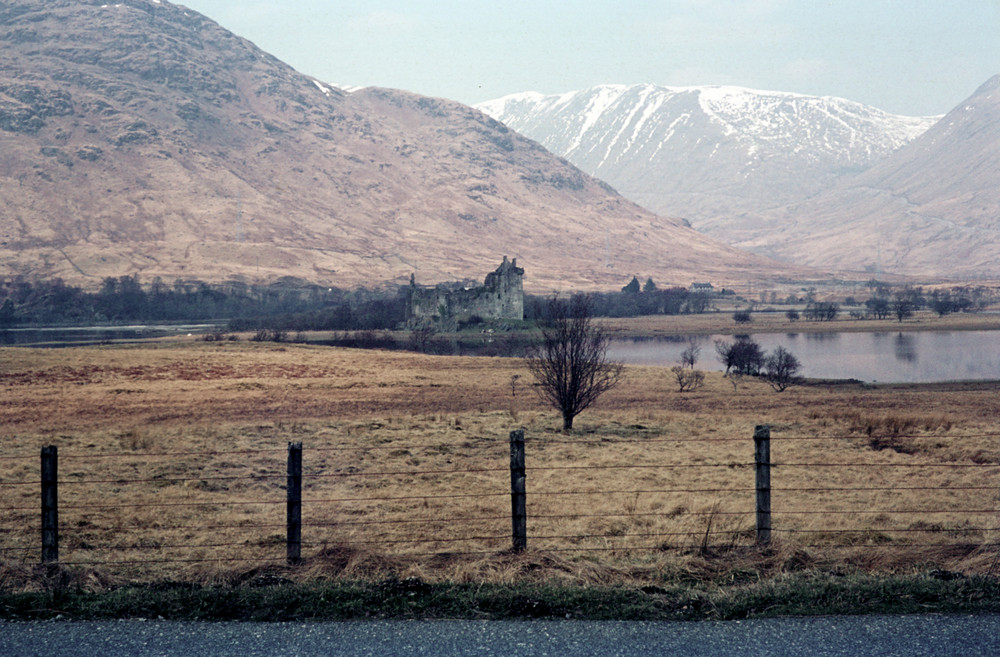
xmin=407 ymin=257 xmax=524 ymax=324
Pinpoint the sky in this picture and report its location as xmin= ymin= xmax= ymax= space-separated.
xmin=178 ymin=0 xmax=1000 ymax=116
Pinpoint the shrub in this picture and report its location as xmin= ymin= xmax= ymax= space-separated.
xmin=762 ymin=346 xmax=802 ymax=392
xmin=671 ymin=366 xmax=704 ymax=392
xmin=715 ymin=336 xmax=764 ymax=376
xmin=733 ymin=310 xmax=752 ymax=324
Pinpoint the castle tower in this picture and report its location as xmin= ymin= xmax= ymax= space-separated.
xmin=406 ymin=257 xmax=524 ymax=324
xmin=483 ymin=256 xmax=524 ymax=320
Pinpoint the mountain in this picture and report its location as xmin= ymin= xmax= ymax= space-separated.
xmin=475 ymin=84 xmax=938 ymax=240
xmin=736 ymin=75 xmax=1000 ymax=278
xmin=0 ymin=0 xmax=805 ymax=292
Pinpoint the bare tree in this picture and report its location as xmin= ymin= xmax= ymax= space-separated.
xmin=891 ymin=287 xmax=921 ymax=322
xmin=407 ymin=323 xmax=438 ymax=352
xmin=527 ymin=295 xmax=623 ymax=431
xmin=866 ymin=296 xmax=891 ymax=320
xmin=680 ymin=338 xmax=700 ymax=369
xmin=671 ymin=365 xmax=704 ymax=392
xmin=715 ymin=336 xmax=765 ymax=376
xmin=803 ymin=302 xmax=839 ymax=321
xmin=762 ymin=346 xmax=802 ymax=392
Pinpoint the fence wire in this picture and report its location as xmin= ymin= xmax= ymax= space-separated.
xmin=2 ymin=430 xmax=999 ymax=574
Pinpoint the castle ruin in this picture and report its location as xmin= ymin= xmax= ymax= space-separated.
xmin=407 ymin=257 xmax=524 ymax=325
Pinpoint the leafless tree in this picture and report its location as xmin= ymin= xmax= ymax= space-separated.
xmin=407 ymin=323 xmax=438 ymax=352
xmin=762 ymin=346 xmax=802 ymax=392
xmin=680 ymin=338 xmax=700 ymax=369
xmin=671 ymin=365 xmax=704 ymax=392
xmin=715 ymin=336 xmax=765 ymax=376
xmin=725 ymin=371 xmax=745 ymax=392
xmin=891 ymin=287 xmax=919 ymax=323
xmin=527 ymin=295 xmax=623 ymax=431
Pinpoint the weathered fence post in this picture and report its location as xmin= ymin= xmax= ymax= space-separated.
xmin=41 ymin=445 xmax=58 ymax=564
xmin=754 ymin=425 xmax=772 ymax=547
xmin=287 ymin=442 xmax=302 ymax=565
xmin=509 ymin=429 xmax=527 ymax=552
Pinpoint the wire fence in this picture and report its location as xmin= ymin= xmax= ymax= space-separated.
xmin=2 ymin=425 xmax=999 ymax=577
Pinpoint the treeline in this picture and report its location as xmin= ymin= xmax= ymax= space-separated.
xmin=0 ymin=275 xmax=408 ymax=329
xmin=0 ymin=273 xmax=725 ymax=330
xmin=242 ymin=286 xmax=721 ymax=333
xmin=759 ymin=284 xmax=996 ymax=323
xmin=526 ymin=280 xmax=724 ymax=320
xmin=11 ymin=272 xmax=986 ymax=332
xmin=227 ymin=292 xmax=408 ymax=332
xmin=844 ymin=285 xmax=993 ymax=321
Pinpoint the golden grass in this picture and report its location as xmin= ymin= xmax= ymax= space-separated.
xmin=2 ymin=340 xmax=1000 ymax=588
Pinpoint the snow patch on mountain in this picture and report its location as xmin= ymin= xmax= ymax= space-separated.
xmin=475 ymin=84 xmax=940 ymax=229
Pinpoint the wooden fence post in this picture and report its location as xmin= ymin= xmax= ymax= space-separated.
xmin=287 ymin=442 xmax=302 ymax=565
xmin=41 ymin=445 xmax=58 ymax=564
xmin=754 ymin=425 xmax=771 ymax=547
xmin=509 ymin=429 xmax=527 ymax=552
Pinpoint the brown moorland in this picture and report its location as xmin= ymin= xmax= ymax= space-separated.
xmin=2 ymin=340 xmax=1000 ymax=589
xmin=0 ymin=0 xmax=805 ymax=292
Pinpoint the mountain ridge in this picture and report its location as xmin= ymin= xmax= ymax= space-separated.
xmin=740 ymin=74 xmax=1000 ymax=277
xmin=0 ymin=0 xmax=809 ymax=291
xmin=475 ymin=83 xmax=939 ymax=231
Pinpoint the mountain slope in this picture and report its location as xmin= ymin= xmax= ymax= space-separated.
xmin=0 ymin=0 xmax=805 ymax=291
xmin=475 ymin=84 xmax=937 ymax=238
xmin=741 ymin=75 xmax=1000 ymax=277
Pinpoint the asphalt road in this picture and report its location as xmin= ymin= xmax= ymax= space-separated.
xmin=3 ymin=615 xmax=999 ymax=656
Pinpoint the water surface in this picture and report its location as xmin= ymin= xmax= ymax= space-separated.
xmin=608 ymin=330 xmax=1000 ymax=383
xmin=0 ymin=324 xmax=220 ymax=347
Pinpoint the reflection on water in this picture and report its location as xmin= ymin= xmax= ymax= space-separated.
xmin=804 ymin=332 xmax=840 ymax=342
xmin=607 ymin=330 xmax=1000 ymax=383
xmin=894 ymin=333 xmax=917 ymax=363
xmin=0 ymin=324 xmax=219 ymax=347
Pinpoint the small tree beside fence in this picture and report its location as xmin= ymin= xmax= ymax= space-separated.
xmin=527 ymin=295 xmax=623 ymax=431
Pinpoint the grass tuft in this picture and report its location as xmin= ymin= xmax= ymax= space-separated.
xmin=4 ymin=571 xmax=1000 ymax=621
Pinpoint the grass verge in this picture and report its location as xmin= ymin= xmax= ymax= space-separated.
xmin=3 ymin=571 xmax=1000 ymax=621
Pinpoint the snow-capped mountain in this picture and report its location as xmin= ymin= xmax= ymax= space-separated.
xmin=739 ymin=74 xmax=1000 ymax=278
xmin=476 ymin=84 xmax=939 ymax=235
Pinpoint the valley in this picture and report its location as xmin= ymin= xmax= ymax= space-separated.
xmin=478 ymin=76 xmax=1000 ymax=279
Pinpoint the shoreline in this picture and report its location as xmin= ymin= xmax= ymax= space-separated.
xmin=595 ymin=309 xmax=1000 ymax=338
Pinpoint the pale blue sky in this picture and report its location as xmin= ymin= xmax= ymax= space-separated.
xmin=179 ymin=0 xmax=999 ymax=116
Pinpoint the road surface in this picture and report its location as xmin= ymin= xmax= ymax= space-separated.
xmin=3 ymin=614 xmax=998 ymax=656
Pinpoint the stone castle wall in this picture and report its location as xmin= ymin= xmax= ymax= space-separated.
xmin=408 ymin=257 xmax=524 ymax=324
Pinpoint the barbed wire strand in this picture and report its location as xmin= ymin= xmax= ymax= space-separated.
xmin=2 ymin=431 xmax=999 ymax=462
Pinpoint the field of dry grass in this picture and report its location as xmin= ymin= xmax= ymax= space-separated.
xmin=3 ymin=340 xmax=1000 ymax=590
